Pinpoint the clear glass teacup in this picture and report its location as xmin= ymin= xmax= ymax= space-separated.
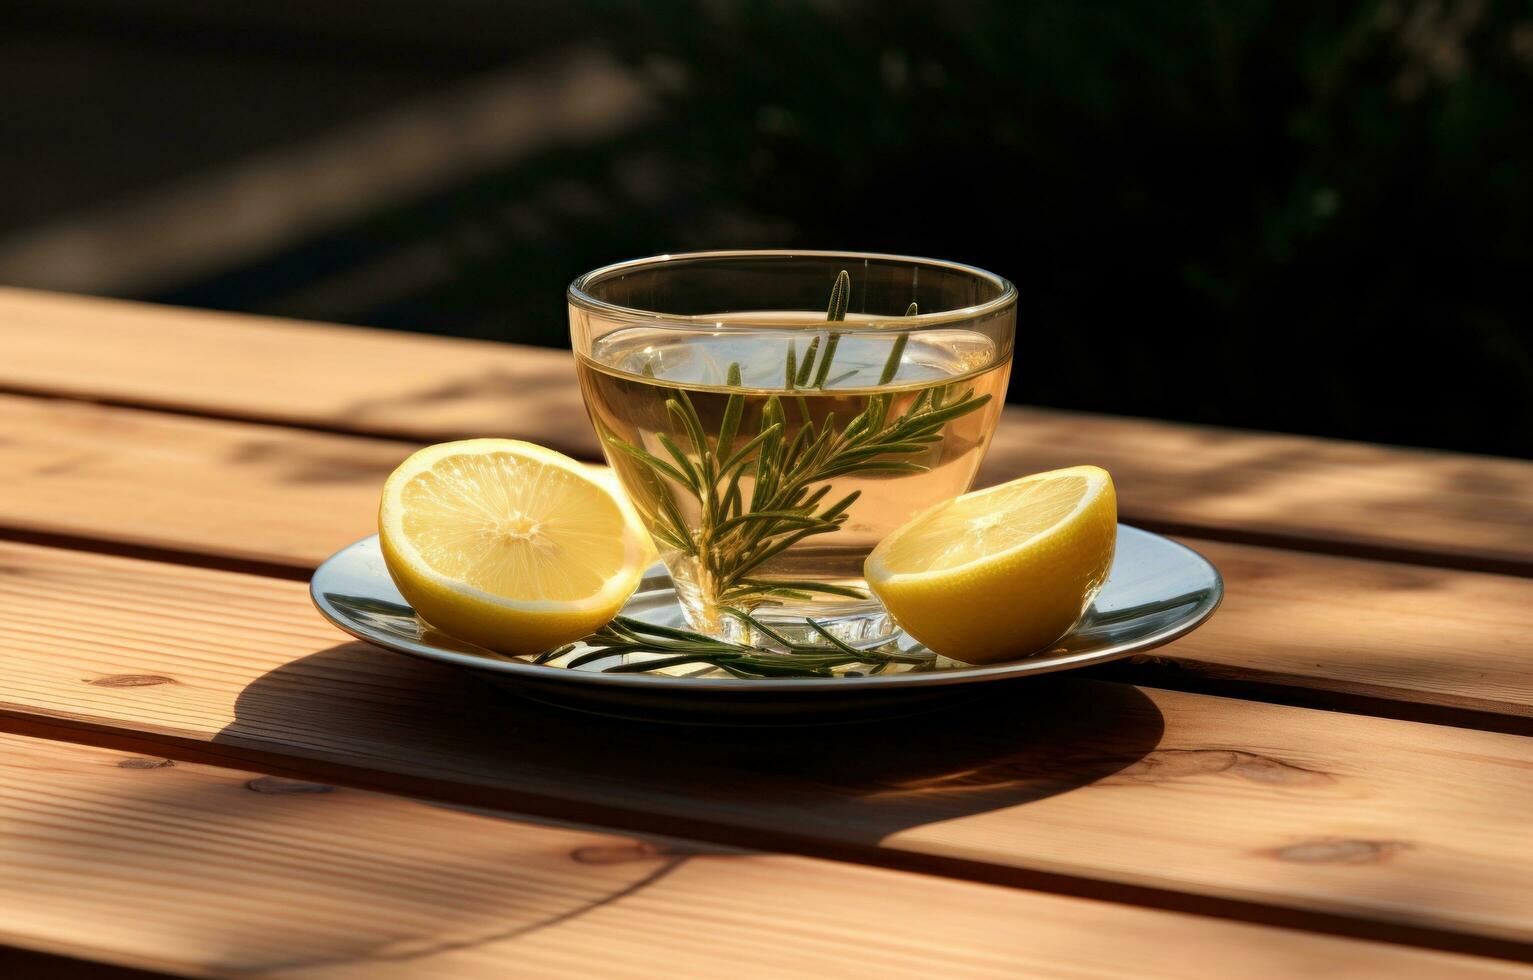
xmin=569 ymin=251 xmax=1015 ymax=647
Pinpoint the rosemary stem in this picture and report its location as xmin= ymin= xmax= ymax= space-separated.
xmin=597 ymin=269 xmax=990 ymax=668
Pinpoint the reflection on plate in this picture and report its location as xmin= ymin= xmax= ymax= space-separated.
xmin=311 ymin=526 xmax=1221 ymax=724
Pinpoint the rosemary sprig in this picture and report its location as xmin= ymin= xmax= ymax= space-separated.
xmin=535 ymin=609 xmax=932 ymax=679
xmin=605 ymin=272 xmax=989 ymax=612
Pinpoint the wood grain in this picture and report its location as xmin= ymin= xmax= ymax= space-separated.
xmin=3 ymin=542 xmax=1533 ymax=955
xmin=3 ymin=287 xmax=1529 ymax=571
xmin=1126 ymin=538 xmax=1533 ymax=721
xmin=3 ymin=394 xmax=1529 ymax=721
xmin=0 ymin=394 xmax=411 ymax=569
xmin=977 ymin=408 xmax=1533 ymax=575
xmin=0 ymin=287 xmax=590 ymax=448
xmin=9 ymin=736 xmax=1519 ymax=980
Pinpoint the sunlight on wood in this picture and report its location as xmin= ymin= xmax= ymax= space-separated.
xmin=1 ymin=541 xmax=1532 ymax=950
xmin=1 ymin=735 xmax=1518 ymax=979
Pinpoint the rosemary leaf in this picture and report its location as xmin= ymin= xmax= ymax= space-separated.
xmin=803 ymin=618 xmax=869 ymax=657
xmin=722 ymin=472 xmax=744 ymax=519
xmin=668 ymin=391 xmax=711 ymax=467
xmin=603 ymin=654 xmax=739 ymax=674
xmin=799 ymin=484 xmax=833 ymax=509
xmin=655 ymin=490 xmax=698 ymax=556
xmin=814 ymin=461 xmax=929 ymax=480
xmin=794 ymin=395 xmax=813 ymax=426
xmin=721 ymin=606 xmax=796 ymax=647
xmin=719 ymin=422 xmax=784 ymax=475
xmin=611 ymin=616 xmax=727 ymax=644
xmin=717 ymin=362 xmax=744 ymax=451
xmin=540 ymin=608 xmax=930 ymax=679
xmin=725 ymin=524 xmax=825 ymax=580
xmin=534 ymin=643 xmax=577 ymax=665
xmin=817 ymin=489 xmax=862 ymax=522
xmin=734 ymin=579 xmax=869 ymax=600
xmin=898 ymin=393 xmax=991 ymax=430
xmin=566 ymin=647 xmax=629 ymax=670
xmin=715 ymin=511 xmax=830 ymax=536
xmin=812 ymin=332 xmax=842 ymax=387
xmin=878 ymin=332 xmax=909 ymax=385
xmin=656 ymin=432 xmax=701 ymax=487
xmin=601 ymin=269 xmax=993 ymax=621
xmin=795 ymin=334 xmax=821 ymax=387
xmin=828 ymin=269 xmax=851 ymax=322
xmin=605 ymin=436 xmax=693 ymax=489
xmin=818 ymin=442 xmax=929 ymax=466
xmin=647 ymin=525 xmax=693 ymax=553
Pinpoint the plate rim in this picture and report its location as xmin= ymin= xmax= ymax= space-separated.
xmin=310 ymin=525 xmax=1223 ymax=693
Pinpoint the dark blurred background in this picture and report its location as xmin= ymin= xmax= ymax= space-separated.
xmin=4 ymin=0 xmax=1529 ymax=456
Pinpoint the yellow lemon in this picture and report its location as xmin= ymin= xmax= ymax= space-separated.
xmin=865 ymin=465 xmax=1116 ymax=664
xmin=379 ymin=439 xmax=651 ymax=655
xmin=580 ymin=463 xmax=659 ymax=566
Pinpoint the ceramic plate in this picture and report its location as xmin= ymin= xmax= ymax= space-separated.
xmin=311 ymin=525 xmax=1220 ymax=723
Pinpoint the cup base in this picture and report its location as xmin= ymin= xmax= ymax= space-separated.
xmin=718 ymin=604 xmax=904 ymax=650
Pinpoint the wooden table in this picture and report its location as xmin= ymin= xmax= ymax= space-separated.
xmin=2 ymin=286 xmax=1531 ymax=979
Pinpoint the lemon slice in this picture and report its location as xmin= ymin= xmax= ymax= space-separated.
xmin=580 ymin=463 xmax=659 ymax=567
xmin=379 ymin=439 xmax=651 ymax=655
xmin=865 ymin=465 xmax=1117 ymax=664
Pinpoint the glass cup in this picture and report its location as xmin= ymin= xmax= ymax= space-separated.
xmin=569 ymin=251 xmax=1015 ymax=647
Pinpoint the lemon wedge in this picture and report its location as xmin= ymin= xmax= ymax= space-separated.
xmin=865 ymin=465 xmax=1117 ymax=664
xmin=379 ymin=439 xmax=651 ymax=655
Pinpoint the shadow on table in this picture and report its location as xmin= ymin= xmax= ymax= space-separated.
xmin=215 ymin=641 xmax=1164 ymax=845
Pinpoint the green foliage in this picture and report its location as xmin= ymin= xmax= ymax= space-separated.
xmin=590 ymin=0 xmax=1533 ymax=458
xmin=174 ymin=0 xmax=1533 ymax=457
xmin=534 ymin=610 xmax=931 ymax=678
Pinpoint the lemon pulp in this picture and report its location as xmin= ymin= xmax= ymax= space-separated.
xmin=379 ymin=440 xmax=650 ymax=655
xmin=865 ymin=465 xmax=1117 ymax=664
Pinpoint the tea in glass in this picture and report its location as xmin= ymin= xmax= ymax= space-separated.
xmin=569 ymin=252 xmax=1016 ymax=646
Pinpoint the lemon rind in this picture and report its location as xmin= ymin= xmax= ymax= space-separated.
xmin=864 ymin=465 xmax=1112 ymax=587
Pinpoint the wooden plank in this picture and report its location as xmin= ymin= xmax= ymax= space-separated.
xmin=1125 ymin=539 xmax=1533 ymax=722
xmin=4 ymin=287 xmax=1530 ymax=571
xmin=0 ymin=394 xmax=596 ymax=575
xmin=3 ymin=542 xmax=1533 ymax=956
xmin=0 ymin=394 xmax=412 ymax=571
xmin=3 ymin=394 xmax=1529 ymax=722
xmin=977 ymin=409 xmax=1533 ymax=575
xmin=0 ymin=286 xmax=594 ymax=450
xmin=22 ymin=737 xmax=1493 ymax=980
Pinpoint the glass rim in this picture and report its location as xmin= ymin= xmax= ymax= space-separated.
xmin=567 ymin=249 xmax=1017 ymax=330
